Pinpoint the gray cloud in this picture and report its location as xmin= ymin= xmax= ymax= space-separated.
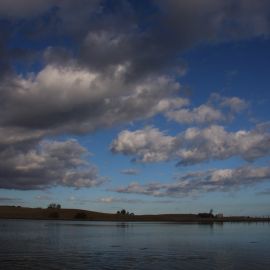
xmin=111 ymin=123 xmax=270 ymax=165
xmin=166 ymin=105 xmax=225 ymax=124
xmin=1 ymin=0 xmax=270 ymax=79
xmin=115 ymin=165 xmax=270 ymax=197
xmin=0 ymin=0 xmax=101 ymax=19
xmin=0 ymin=0 xmax=56 ymax=17
xmin=165 ymin=94 xmax=248 ymax=125
xmin=0 ymin=0 xmax=266 ymax=136
xmin=62 ymin=0 xmax=270 ymax=82
xmin=2 ymin=0 xmax=268 ymax=79
xmin=157 ymin=0 xmax=270 ymax=43
xmin=0 ymin=139 xmax=105 ymax=190
xmin=0 ymin=64 xmax=183 ymax=134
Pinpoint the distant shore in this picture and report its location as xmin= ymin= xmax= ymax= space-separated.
xmin=0 ymin=206 xmax=269 ymax=223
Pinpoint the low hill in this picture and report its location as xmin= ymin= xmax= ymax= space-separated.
xmin=0 ymin=206 xmax=198 ymax=221
xmin=0 ymin=206 xmax=269 ymax=222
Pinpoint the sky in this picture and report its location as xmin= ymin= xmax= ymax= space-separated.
xmin=0 ymin=0 xmax=270 ymax=216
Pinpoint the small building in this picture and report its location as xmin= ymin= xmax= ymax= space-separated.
xmin=216 ymin=213 xmax=224 ymax=218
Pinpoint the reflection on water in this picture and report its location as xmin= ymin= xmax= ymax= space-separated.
xmin=0 ymin=220 xmax=269 ymax=270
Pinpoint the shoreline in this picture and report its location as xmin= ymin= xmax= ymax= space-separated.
xmin=1 ymin=206 xmax=269 ymax=223
xmin=1 ymin=217 xmax=270 ymax=223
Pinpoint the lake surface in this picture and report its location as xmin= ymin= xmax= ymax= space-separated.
xmin=0 ymin=220 xmax=269 ymax=269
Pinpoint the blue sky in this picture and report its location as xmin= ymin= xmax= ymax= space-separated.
xmin=0 ymin=0 xmax=270 ymax=216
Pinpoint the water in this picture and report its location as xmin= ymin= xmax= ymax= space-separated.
xmin=0 ymin=220 xmax=269 ymax=269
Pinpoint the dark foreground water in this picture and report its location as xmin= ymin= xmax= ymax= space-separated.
xmin=0 ymin=220 xmax=269 ymax=270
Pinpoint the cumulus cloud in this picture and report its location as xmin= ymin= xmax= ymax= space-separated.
xmin=115 ymin=165 xmax=270 ymax=197
xmin=111 ymin=124 xmax=270 ymax=165
xmin=0 ymin=52 xmax=184 ymax=191
xmin=0 ymin=139 xmax=105 ymax=190
xmin=53 ymin=0 xmax=270 ymax=82
xmin=166 ymin=104 xmax=224 ymax=124
xmin=210 ymin=93 xmax=249 ymax=113
xmin=2 ymin=0 xmax=269 ymax=79
xmin=177 ymin=124 xmax=270 ymax=165
xmin=0 ymin=64 xmax=182 ymax=134
xmin=0 ymin=0 xmax=269 ymax=191
xmin=111 ymin=127 xmax=177 ymax=162
xmin=165 ymin=94 xmax=248 ymax=125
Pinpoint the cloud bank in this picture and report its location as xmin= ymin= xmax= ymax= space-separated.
xmin=115 ymin=165 xmax=270 ymax=197
xmin=111 ymin=124 xmax=270 ymax=165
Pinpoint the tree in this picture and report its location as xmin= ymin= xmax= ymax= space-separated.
xmin=116 ymin=209 xmax=135 ymax=216
xmin=120 ymin=209 xmax=126 ymax=215
xmin=47 ymin=203 xmax=61 ymax=209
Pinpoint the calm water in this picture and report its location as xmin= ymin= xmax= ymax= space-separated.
xmin=0 ymin=220 xmax=269 ymax=269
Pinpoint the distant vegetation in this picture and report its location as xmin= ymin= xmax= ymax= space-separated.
xmin=116 ymin=209 xmax=135 ymax=216
xmin=47 ymin=203 xmax=61 ymax=209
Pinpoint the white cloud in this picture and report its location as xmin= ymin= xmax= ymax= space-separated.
xmin=115 ymin=165 xmax=270 ymax=197
xmin=111 ymin=127 xmax=177 ymax=162
xmin=220 ymin=96 xmax=248 ymax=112
xmin=111 ymin=124 xmax=270 ymax=165
xmin=166 ymin=104 xmax=224 ymax=124
xmin=0 ymin=64 xmax=182 ymax=134
xmin=211 ymin=93 xmax=249 ymax=112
